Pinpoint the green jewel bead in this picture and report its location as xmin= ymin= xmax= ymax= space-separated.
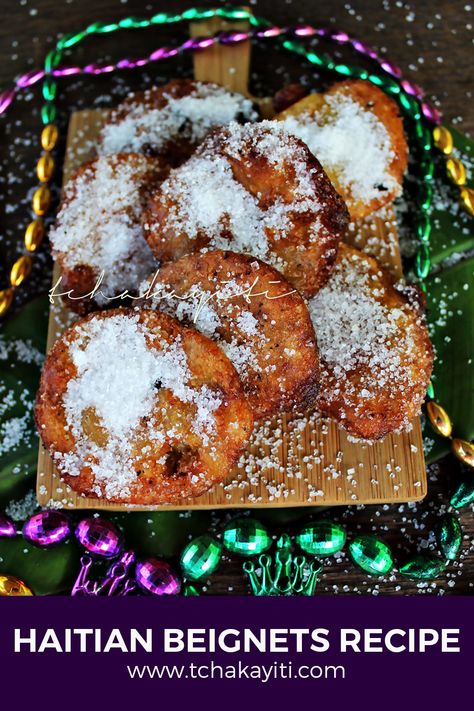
xmin=223 ymin=517 xmax=271 ymax=557
xmin=435 ymin=513 xmax=462 ymax=561
xmin=181 ymin=534 xmax=222 ymax=581
xmin=41 ymin=103 xmax=57 ymax=125
xmin=427 ymin=381 xmax=435 ymax=399
xmin=183 ymin=584 xmax=200 ymax=596
xmin=399 ymin=555 xmax=446 ymax=580
xmin=296 ymin=521 xmax=346 ymax=557
xmin=415 ymin=243 xmax=431 ymax=279
xmin=450 ymin=479 xmax=474 ymax=509
xmin=349 ymin=535 xmax=393 ymax=575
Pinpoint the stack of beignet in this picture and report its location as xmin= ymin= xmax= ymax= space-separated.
xmin=37 ymin=79 xmax=433 ymax=504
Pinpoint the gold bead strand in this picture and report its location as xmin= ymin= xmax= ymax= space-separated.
xmin=1 ymin=123 xmax=59 ymax=318
xmin=426 ymin=400 xmax=474 ymax=469
xmin=433 ymin=125 xmax=474 ymax=217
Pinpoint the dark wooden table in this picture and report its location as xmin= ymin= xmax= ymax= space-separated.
xmin=0 ymin=0 xmax=472 ymax=595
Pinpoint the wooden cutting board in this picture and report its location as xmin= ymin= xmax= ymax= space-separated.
xmin=36 ymin=13 xmax=427 ymax=511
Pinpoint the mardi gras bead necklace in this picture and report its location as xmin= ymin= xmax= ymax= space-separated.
xmin=0 ymin=505 xmax=468 ymax=596
xmin=0 ymin=7 xmax=473 ymax=596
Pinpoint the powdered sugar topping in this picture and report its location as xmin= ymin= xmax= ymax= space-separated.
xmin=99 ymin=82 xmax=257 ymax=155
xmin=279 ymin=92 xmax=399 ymax=202
xmin=308 ymin=249 xmax=418 ymax=402
xmin=151 ymin=121 xmax=323 ymax=262
xmin=50 ymin=155 xmax=156 ymax=304
xmin=57 ymin=313 xmax=222 ymax=498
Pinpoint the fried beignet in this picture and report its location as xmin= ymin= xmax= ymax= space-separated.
xmin=50 ymin=153 xmax=168 ymax=314
xmin=142 ymin=121 xmax=349 ymax=297
xmin=276 ymin=80 xmax=408 ymax=220
xmin=98 ymin=79 xmax=258 ymax=165
xmin=143 ymin=250 xmax=320 ymax=418
xmin=35 ymin=309 xmax=254 ymax=504
xmin=308 ymin=244 xmax=433 ymax=440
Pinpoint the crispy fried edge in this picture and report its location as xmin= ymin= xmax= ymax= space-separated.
xmin=315 ymin=244 xmax=433 ymax=440
xmin=275 ymin=79 xmax=408 ymax=220
xmin=35 ymin=307 xmax=254 ymax=504
xmin=148 ymin=249 xmax=321 ymax=419
xmin=51 ymin=153 xmax=169 ymax=315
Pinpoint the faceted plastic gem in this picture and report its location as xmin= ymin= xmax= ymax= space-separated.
xmin=349 ymin=535 xmax=393 ymax=575
xmin=75 ymin=517 xmax=123 ymax=558
xmin=23 ymin=510 xmax=71 ymax=546
xmin=399 ymin=555 xmax=446 ymax=580
xmin=0 ymin=513 xmax=16 ymax=538
xmin=435 ymin=513 xmax=462 ymax=561
xmin=181 ymin=534 xmax=222 ymax=580
xmin=296 ymin=521 xmax=346 ymax=556
xmin=135 ymin=558 xmax=181 ymax=595
xmin=223 ymin=517 xmax=271 ymax=557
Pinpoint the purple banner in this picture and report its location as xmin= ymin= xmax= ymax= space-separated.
xmin=0 ymin=596 xmax=470 ymax=708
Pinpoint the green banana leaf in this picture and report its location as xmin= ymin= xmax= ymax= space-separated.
xmin=428 ymin=126 xmax=474 ymax=266
xmin=424 ymin=256 xmax=474 ymax=461
xmin=0 ymin=296 xmax=48 ymax=507
xmin=0 ymin=537 xmax=79 ymax=595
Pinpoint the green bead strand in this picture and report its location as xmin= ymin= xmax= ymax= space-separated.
xmin=417 ymin=213 xmax=432 ymax=243
xmin=56 ymin=31 xmax=87 ymax=50
xmin=44 ymin=49 xmax=61 ymax=73
xmin=119 ymin=17 xmax=151 ymax=29
xmin=40 ymin=102 xmax=57 ymax=125
xmin=415 ymin=243 xmax=431 ymax=279
xmin=42 ymin=77 xmax=57 ymax=102
xmin=419 ymin=184 xmax=433 ymax=211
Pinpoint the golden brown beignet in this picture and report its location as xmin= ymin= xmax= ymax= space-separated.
xmin=275 ymin=80 xmax=408 ymax=220
xmin=143 ymin=249 xmax=320 ymax=418
xmin=35 ymin=308 xmax=254 ymax=504
xmin=142 ymin=121 xmax=349 ymax=298
xmin=308 ymin=244 xmax=433 ymax=440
